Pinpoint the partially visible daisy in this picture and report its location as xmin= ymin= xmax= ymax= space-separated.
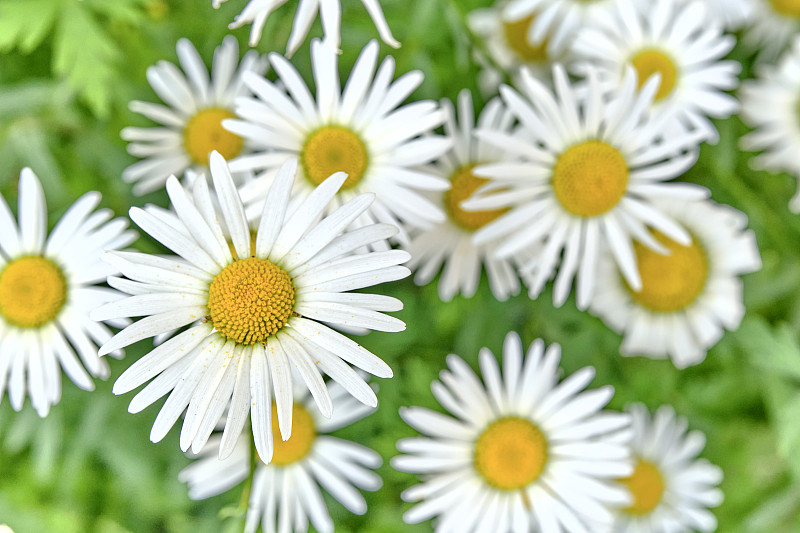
xmin=744 ymin=0 xmax=800 ymax=61
xmin=93 ymin=153 xmax=409 ymax=462
xmin=501 ymin=0 xmax=618 ymax=56
xmin=179 ymin=377 xmax=381 ymax=533
xmin=641 ymin=0 xmax=755 ymax=31
xmin=393 ymin=332 xmax=633 ymax=532
xmin=121 ymin=36 xmax=267 ymax=195
xmin=612 ymin=404 xmax=723 ymax=532
xmin=227 ymin=40 xmax=450 ymax=248
xmin=741 ymin=35 xmax=800 ymax=212
xmin=0 ymin=168 xmax=136 ymax=416
xmin=213 ymin=0 xmax=400 ymax=54
xmin=589 ymin=197 xmax=761 ymax=368
xmin=465 ymin=65 xmax=707 ymax=310
xmin=406 ymin=90 xmax=525 ymax=302
xmin=573 ymin=0 xmax=740 ymax=144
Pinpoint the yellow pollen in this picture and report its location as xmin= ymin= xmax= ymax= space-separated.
xmin=503 ymin=15 xmax=549 ymax=62
xmin=630 ymin=48 xmax=679 ymax=102
xmin=183 ymin=107 xmax=243 ymax=166
xmin=770 ymin=0 xmax=800 ymax=17
xmin=207 ymin=257 xmax=295 ymax=345
xmin=630 ymin=231 xmax=708 ymax=312
xmin=0 ymin=256 xmax=67 ymax=329
xmin=474 ymin=417 xmax=548 ymax=491
xmin=269 ymin=402 xmax=317 ymax=466
xmin=552 ymin=140 xmax=629 ymax=217
xmin=620 ymin=459 xmax=666 ymax=515
xmin=301 ymin=126 xmax=369 ymax=189
xmin=445 ymin=164 xmax=508 ymax=231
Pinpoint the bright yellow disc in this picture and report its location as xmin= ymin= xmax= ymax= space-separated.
xmin=474 ymin=417 xmax=548 ymax=491
xmin=0 ymin=256 xmax=67 ymax=328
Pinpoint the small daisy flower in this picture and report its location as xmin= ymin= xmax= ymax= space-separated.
xmin=612 ymin=404 xmax=723 ymax=533
xmin=465 ymin=65 xmax=707 ymax=310
xmin=179 ymin=377 xmax=381 ymax=533
xmin=589 ymin=198 xmax=761 ymax=368
xmin=744 ymin=0 xmax=800 ymax=61
xmin=393 ymin=332 xmax=634 ymax=532
xmin=741 ymin=35 xmax=800 ymax=212
xmin=226 ymin=40 xmax=451 ymax=247
xmin=0 ymin=169 xmax=136 ymax=417
xmin=573 ymin=0 xmax=740 ymax=144
xmin=121 ymin=36 xmax=268 ymax=195
xmin=93 ymin=153 xmax=409 ymax=462
xmin=406 ymin=90 xmax=525 ymax=302
xmin=213 ymin=0 xmax=399 ymax=54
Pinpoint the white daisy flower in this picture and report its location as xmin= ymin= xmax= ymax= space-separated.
xmin=0 ymin=169 xmax=136 ymax=417
xmin=121 ymin=36 xmax=268 ymax=195
xmin=213 ymin=0 xmax=399 ymax=54
xmin=393 ymin=331 xmax=634 ymax=533
xmin=179 ymin=377 xmax=381 ymax=533
xmin=740 ymin=35 xmax=800 ymax=212
xmin=501 ymin=0 xmax=618 ymax=56
xmin=642 ymin=0 xmax=755 ymax=31
xmin=744 ymin=0 xmax=800 ymax=61
xmin=406 ymin=90 xmax=525 ymax=302
xmin=226 ymin=39 xmax=451 ymax=248
xmin=612 ymin=404 xmax=723 ymax=533
xmin=465 ymin=65 xmax=707 ymax=310
xmin=589 ymin=197 xmax=761 ymax=368
xmin=92 ymin=153 xmax=409 ymax=463
xmin=573 ymin=0 xmax=740 ymax=144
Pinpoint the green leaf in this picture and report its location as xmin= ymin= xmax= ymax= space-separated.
xmin=0 ymin=0 xmax=59 ymax=54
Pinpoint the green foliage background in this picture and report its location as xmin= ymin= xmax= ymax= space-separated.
xmin=0 ymin=0 xmax=798 ymax=531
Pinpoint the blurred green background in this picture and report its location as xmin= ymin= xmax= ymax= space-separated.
xmin=0 ymin=0 xmax=799 ymax=531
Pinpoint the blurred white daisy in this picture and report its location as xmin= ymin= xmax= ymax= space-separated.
xmin=213 ymin=0 xmax=399 ymax=54
xmin=647 ymin=0 xmax=755 ymax=30
xmin=121 ymin=36 xmax=267 ymax=195
xmin=93 ymin=153 xmax=409 ymax=462
xmin=573 ymin=0 xmax=740 ymax=144
xmin=226 ymin=40 xmax=450 ymax=248
xmin=501 ymin=0 xmax=618 ymax=56
xmin=406 ymin=90 xmax=525 ymax=302
xmin=744 ymin=0 xmax=800 ymax=61
xmin=0 ymin=169 xmax=136 ymax=417
xmin=589 ymin=198 xmax=761 ymax=368
xmin=465 ymin=65 xmax=707 ymax=310
xmin=740 ymin=35 xmax=800 ymax=212
xmin=612 ymin=404 xmax=723 ymax=533
xmin=179 ymin=377 xmax=381 ymax=533
xmin=393 ymin=332 xmax=634 ymax=533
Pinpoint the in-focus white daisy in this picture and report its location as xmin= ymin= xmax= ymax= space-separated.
xmin=501 ymin=0 xmax=618 ymax=56
xmin=393 ymin=332 xmax=634 ymax=533
xmin=226 ymin=40 xmax=450 ymax=248
xmin=589 ymin=198 xmax=761 ymax=368
xmin=573 ymin=0 xmax=740 ymax=144
xmin=213 ymin=0 xmax=400 ymax=54
xmin=744 ymin=0 xmax=800 ymax=61
xmin=179 ymin=376 xmax=381 ymax=533
xmin=92 ymin=152 xmax=409 ymax=462
xmin=121 ymin=36 xmax=268 ymax=195
xmin=464 ymin=65 xmax=707 ymax=310
xmin=0 ymin=169 xmax=136 ymax=417
xmin=406 ymin=90 xmax=525 ymax=302
xmin=740 ymin=35 xmax=800 ymax=212
xmin=612 ymin=404 xmax=723 ymax=533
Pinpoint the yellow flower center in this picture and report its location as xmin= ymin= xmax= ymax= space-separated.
xmin=269 ymin=402 xmax=317 ymax=466
xmin=630 ymin=48 xmax=679 ymax=102
xmin=206 ymin=257 xmax=295 ymax=345
xmin=620 ymin=459 xmax=666 ymax=515
xmin=301 ymin=125 xmax=369 ymax=189
xmin=770 ymin=0 xmax=800 ymax=17
xmin=445 ymin=164 xmax=508 ymax=231
xmin=474 ymin=417 xmax=548 ymax=491
xmin=630 ymin=231 xmax=708 ymax=312
xmin=503 ymin=15 xmax=549 ymax=62
xmin=183 ymin=107 xmax=243 ymax=166
xmin=552 ymin=140 xmax=629 ymax=217
xmin=0 ymin=256 xmax=67 ymax=329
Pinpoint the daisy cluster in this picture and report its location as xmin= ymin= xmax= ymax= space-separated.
xmin=2 ymin=0 xmax=796 ymax=531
